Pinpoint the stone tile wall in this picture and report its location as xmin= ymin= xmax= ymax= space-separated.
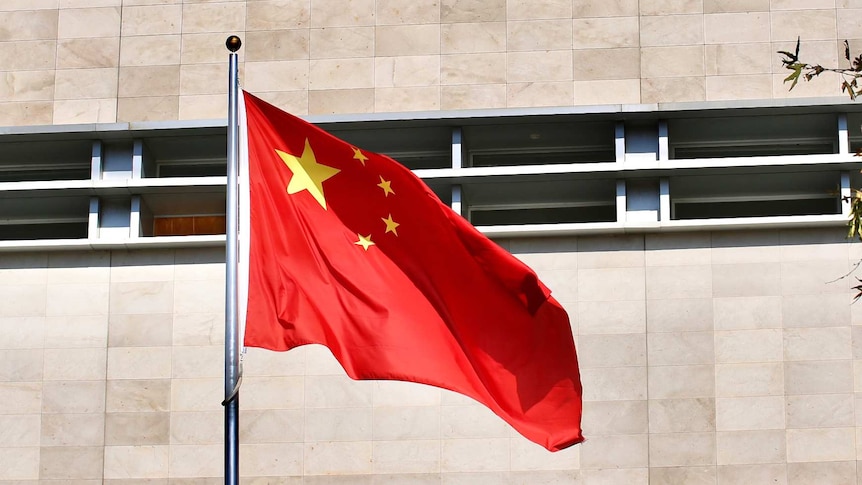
xmin=0 ymin=226 xmax=858 ymax=483
xmin=0 ymin=1 xmax=855 ymax=126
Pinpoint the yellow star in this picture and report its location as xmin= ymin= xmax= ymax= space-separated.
xmin=353 ymin=147 xmax=368 ymax=166
xmin=355 ymin=234 xmax=375 ymax=251
xmin=276 ymin=138 xmax=340 ymax=210
xmin=377 ymin=176 xmax=394 ymax=197
xmin=382 ymin=214 xmax=399 ymax=236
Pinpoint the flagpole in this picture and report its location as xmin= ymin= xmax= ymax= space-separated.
xmin=224 ymin=34 xmax=242 ymax=485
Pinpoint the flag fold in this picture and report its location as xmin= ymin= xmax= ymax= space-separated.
xmin=240 ymin=91 xmax=583 ymax=451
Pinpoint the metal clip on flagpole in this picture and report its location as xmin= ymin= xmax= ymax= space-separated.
xmin=224 ymin=34 xmax=242 ymax=485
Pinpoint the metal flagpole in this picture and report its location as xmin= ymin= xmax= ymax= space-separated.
xmin=224 ymin=34 xmax=242 ymax=485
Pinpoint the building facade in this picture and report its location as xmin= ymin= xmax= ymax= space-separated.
xmin=3 ymin=1 xmax=862 ymax=484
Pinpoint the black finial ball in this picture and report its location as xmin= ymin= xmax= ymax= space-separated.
xmin=226 ymin=36 xmax=242 ymax=52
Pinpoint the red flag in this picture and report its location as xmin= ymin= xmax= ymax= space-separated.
xmin=239 ymin=90 xmax=583 ymax=451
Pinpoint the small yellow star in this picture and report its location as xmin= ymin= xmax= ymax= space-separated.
xmin=353 ymin=148 xmax=368 ymax=166
xmin=377 ymin=176 xmax=394 ymax=197
xmin=277 ymin=139 xmax=340 ymax=210
xmin=355 ymin=234 xmax=375 ymax=251
xmin=382 ymin=214 xmax=399 ymax=236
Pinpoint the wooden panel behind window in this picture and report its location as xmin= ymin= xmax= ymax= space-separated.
xmin=153 ymin=216 xmax=226 ymax=236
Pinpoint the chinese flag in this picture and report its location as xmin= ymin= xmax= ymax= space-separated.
xmin=240 ymin=91 xmax=583 ymax=451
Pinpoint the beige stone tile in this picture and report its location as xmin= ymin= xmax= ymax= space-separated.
xmin=647 ymin=299 xmax=712 ymax=333
xmin=0 ymin=446 xmax=39 ymax=479
xmin=1 ymin=382 xmax=41 ymax=415
xmin=644 ymin=233 xmax=711 ymax=266
xmin=838 ymin=8 xmax=862 ymax=39
xmin=308 ymin=88 xmax=373 ymax=114
xmin=441 ymin=22 xmax=505 ymax=53
xmin=241 ymin=443 xmax=304 ymax=476
xmin=106 ymin=379 xmax=170 ymax=413
xmin=771 ymin=9 xmax=838 ymax=41
xmin=375 ymin=86 xmax=440 ymax=112
xmin=649 ymin=467 xmax=716 ymax=485
xmin=117 ymin=65 xmax=180 ymax=98
xmin=706 ymin=74 xmax=773 ymax=100
xmin=712 ymin=263 xmax=780 ymax=298
xmin=0 ymin=253 xmax=48 ymax=284
xmin=572 ymin=17 xmax=640 ymax=49
xmin=711 ymin=230 xmax=780 ymax=263
xmin=507 ymin=19 xmax=571 ymax=51
xmin=441 ymin=404 xmax=509 ymax=439
xmin=375 ymin=56 xmax=439 ymax=87
xmin=0 ymin=71 xmax=54 ymax=102
xmin=440 ymin=438 xmax=508 ymax=472
xmin=0 ymin=100 xmax=53 ymax=125
xmin=181 ymin=2 xmax=245 ymax=33
xmin=245 ymin=29 xmax=309 ymax=62
xmin=648 ymin=433 xmax=716 ymax=467
xmin=716 ymin=396 xmax=785 ymax=431
xmin=60 ymin=0 xmax=121 ymax=6
xmin=119 ymin=35 xmax=181 ymax=66
xmin=508 ymin=81 xmax=575 ymax=107
xmin=109 ymin=281 xmax=174 ymax=315
xmin=179 ymin=63 xmax=226 ymax=95
xmin=304 ymin=407 xmax=371 ymax=441
xmin=109 ymin=314 xmax=172 ymax=348
xmin=0 ymin=0 xmax=59 ymax=9
xmin=40 ymin=413 xmax=104 ymax=446
xmin=578 ymin=267 xmax=645 ymax=301
xmin=372 ymin=405 xmax=439 ymax=440
xmin=772 ymin=71 xmax=841 ymax=98
xmin=58 ymin=7 xmax=120 ymax=38
xmin=170 ymin=377 xmax=222 ymax=412
xmin=785 ymin=360 xmax=853 ymax=395
xmin=640 ymin=14 xmax=704 ymax=47
xmin=441 ymin=84 xmax=506 ymax=110
xmin=649 ymin=398 xmax=715 ymax=433
xmin=704 ymin=0 xmax=770 ymax=12
xmin=243 ymin=376 xmax=305 ymax=410
xmin=581 ymin=366 xmax=647 ymax=401
xmin=571 ymin=48 xmax=640 ymax=81
xmin=45 ymin=283 xmax=109 ymax=316
xmin=715 ymin=362 xmax=783 ymax=397
xmin=441 ymin=53 xmax=506 ymax=84
xmin=103 ymin=445 xmax=169 ymax=479
xmin=47 ymin=253 xmax=109 ymax=283
xmin=713 ymin=296 xmax=780 ymax=330
xmin=715 ymin=329 xmax=782 ymax=363
xmin=169 ymin=410 xmax=221 ymax=445
xmin=786 ymin=393 xmax=853 ymax=429
xmin=787 ymin=427 xmax=855 ymax=462
xmin=705 ymin=43 xmax=773 ymax=76
xmin=309 ymin=0 xmax=375 ymax=27
xmin=0 ymin=414 xmax=40 ymax=446
xmin=240 ymin=408 xmax=303 ymax=443
xmin=39 ymin=446 xmax=104 ymax=479
xmin=513 ymin=439 xmax=579 ymax=472
xmin=376 ymin=24 xmax=440 ymax=56
xmin=56 ymin=36 xmax=120 ymax=68
xmin=771 ymin=39 xmax=838 ymax=74
xmin=373 ymin=380 xmax=441 ymax=407
xmin=581 ymin=399 xmax=647 ymax=435
xmin=242 ymin=346 xmax=304 ymax=377
xmin=641 ymin=77 xmax=705 ymax=103
xmin=54 ymin=67 xmax=118 ymax=100
xmin=0 ymin=10 xmax=58 ymax=41
xmin=646 ymin=265 xmax=712 ymax=299
xmin=0 ymin=316 xmax=46 ymax=349
xmin=508 ymin=50 xmax=573 ymax=83
xmin=577 ymin=333 xmax=646 ymax=368
xmin=573 ymin=78 xmax=641 ymax=105
xmin=180 ymin=32 xmax=235 ymax=64
xmin=508 ymin=0 xmax=570 ymax=19
xmin=440 ymin=0 xmax=505 ymax=22
xmin=0 ymin=40 xmax=56 ymax=70
xmin=649 ymin=364 xmax=715 ymax=399
xmin=581 ymin=468 xmax=649 ymax=484
xmin=773 ymin=0 xmax=837 ymax=9
xmin=104 ymin=412 xmax=169 ymax=445
xmin=648 ymin=332 xmax=714 ymax=366
xmin=0 ymin=349 xmax=42 ymax=382
xmin=719 ymin=464 xmax=787 ymax=484
xmin=248 ymin=0 xmax=310 ymax=30
xmin=786 ymin=461 xmax=855 ymax=485
xmin=244 ymin=60 xmax=309 ymax=92
xmin=785 ymin=327 xmax=851 ymax=361
xmin=168 ymin=444 xmax=222 ymax=478
xmin=640 ymin=0 xmax=703 ymax=14
xmin=375 ymin=0 xmax=439 ymax=24
xmin=642 ymin=46 xmax=705 ymax=78
xmin=578 ymin=434 xmax=647 ymax=468
xmin=171 ymin=278 xmax=224 ymax=315
xmin=43 ymin=315 xmax=107 ymax=349
xmin=704 ymin=12 xmax=770 ymax=44
xmin=573 ymin=0 xmax=638 ymax=17
xmin=578 ymin=299 xmax=645 ymax=334
xmin=42 ymin=381 xmax=103 ymax=415
xmin=172 ymin=312 xmax=222 ymax=346
xmin=303 ymin=441 xmax=373 ymax=474
xmin=43 ymin=348 xmax=106 ymax=381
xmin=781 ymin=260 xmax=852 ymax=295
xmin=108 ymin=347 xmax=171 ymax=380
xmin=53 ymin=98 xmax=118 ymax=124
xmin=309 ymin=27 xmax=373 ymax=59
xmin=308 ymin=58 xmax=373 ymax=89
xmin=121 ymin=4 xmax=180 ymax=36
xmin=0 ymin=285 xmax=44 ymax=318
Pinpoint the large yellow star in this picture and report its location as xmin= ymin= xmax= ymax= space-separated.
xmin=276 ymin=138 xmax=340 ymax=209
xmin=355 ymin=234 xmax=375 ymax=251
xmin=382 ymin=214 xmax=399 ymax=236
xmin=377 ymin=176 xmax=394 ymax=197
